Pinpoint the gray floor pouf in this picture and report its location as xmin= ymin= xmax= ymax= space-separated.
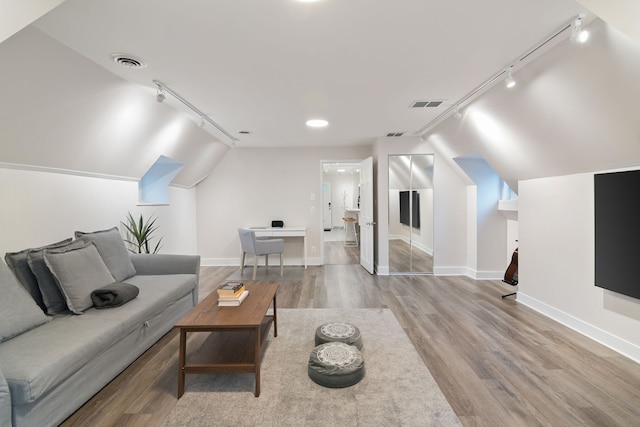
xmin=308 ymin=342 xmax=365 ymax=388
xmin=314 ymin=322 xmax=363 ymax=350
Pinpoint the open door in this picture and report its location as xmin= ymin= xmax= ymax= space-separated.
xmin=359 ymin=157 xmax=374 ymax=273
xmin=322 ymin=182 xmax=332 ymax=231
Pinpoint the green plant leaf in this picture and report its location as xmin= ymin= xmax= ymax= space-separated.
xmin=121 ymin=212 xmax=163 ymax=254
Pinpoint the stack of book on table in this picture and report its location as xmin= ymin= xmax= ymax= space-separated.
xmin=217 ymin=281 xmax=249 ymax=306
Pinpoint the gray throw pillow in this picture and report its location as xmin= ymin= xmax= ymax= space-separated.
xmin=44 ymin=242 xmax=115 ymax=314
xmin=27 ymin=240 xmax=86 ymax=315
xmin=0 ymin=259 xmax=51 ymax=342
xmin=75 ymin=227 xmax=136 ymax=282
xmin=4 ymin=238 xmax=73 ymax=310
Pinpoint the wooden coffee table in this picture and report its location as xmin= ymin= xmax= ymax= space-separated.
xmin=175 ymin=283 xmax=278 ymax=397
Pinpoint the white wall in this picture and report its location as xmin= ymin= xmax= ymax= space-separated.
xmin=0 ymin=167 xmax=198 ymax=256
xmin=195 ymin=146 xmax=371 ymax=266
xmin=519 ymin=171 xmax=640 ymax=362
xmin=454 ymin=157 xmax=507 ymax=278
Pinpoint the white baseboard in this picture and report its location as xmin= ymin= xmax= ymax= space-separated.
xmin=433 ymin=266 xmax=469 ymax=276
xmin=468 ymin=269 xmax=504 ymax=280
xmin=201 ymin=257 xmax=323 ymax=267
xmin=518 ymin=293 xmax=640 ymax=364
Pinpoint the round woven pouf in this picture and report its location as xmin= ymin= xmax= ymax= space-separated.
xmin=314 ymin=322 xmax=363 ymax=350
xmin=308 ymin=342 xmax=365 ymax=388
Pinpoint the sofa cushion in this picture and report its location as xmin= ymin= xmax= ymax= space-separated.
xmin=44 ymin=242 xmax=115 ymax=314
xmin=0 ymin=273 xmax=195 ymax=405
xmin=0 ymin=260 xmax=51 ymax=343
xmin=27 ymin=240 xmax=86 ymax=315
xmin=75 ymin=227 xmax=136 ymax=282
xmin=4 ymin=238 xmax=73 ymax=310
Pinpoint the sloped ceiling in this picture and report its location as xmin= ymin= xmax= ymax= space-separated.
xmin=0 ymin=26 xmax=228 ymax=187
xmin=0 ymin=0 xmax=67 ymax=43
xmin=577 ymin=0 xmax=640 ymax=43
xmin=424 ymin=18 xmax=640 ymax=191
xmin=3 ymin=0 xmax=640 ymax=189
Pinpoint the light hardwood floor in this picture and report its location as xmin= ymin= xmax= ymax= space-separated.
xmin=61 ymin=250 xmax=640 ymax=427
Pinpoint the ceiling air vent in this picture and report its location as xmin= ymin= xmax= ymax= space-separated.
xmin=386 ymin=132 xmax=405 ymax=137
xmin=110 ymin=53 xmax=147 ymax=69
xmin=410 ymin=100 xmax=444 ymax=108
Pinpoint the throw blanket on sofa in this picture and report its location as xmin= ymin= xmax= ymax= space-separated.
xmin=91 ymin=282 xmax=139 ymax=308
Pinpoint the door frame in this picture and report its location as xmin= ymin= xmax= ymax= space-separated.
xmin=319 ymin=159 xmax=365 ymax=266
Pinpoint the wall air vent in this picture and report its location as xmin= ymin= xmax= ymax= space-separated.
xmin=386 ymin=132 xmax=405 ymax=137
xmin=110 ymin=53 xmax=147 ymax=69
xmin=410 ymin=100 xmax=444 ymax=108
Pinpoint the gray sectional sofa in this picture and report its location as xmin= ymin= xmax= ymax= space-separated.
xmin=0 ymin=227 xmax=200 ymax=427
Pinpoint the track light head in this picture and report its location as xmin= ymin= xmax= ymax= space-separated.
xmin=156 ymin=87 xmax=166 ymax=103
xmin=453 ymin=107 xmax=462 ymax=119
xmin=199 ymin=117 xmax=205 ymax=127
xmin=571 ymin=16 xmax=589 ymax=44
xmin=505 ymin=66 xmax=516 ymax=89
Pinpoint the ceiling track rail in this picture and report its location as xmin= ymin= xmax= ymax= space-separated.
xmin=414 ymin=14 xmax=581 ymax=138
xmin=153 ymin=80 xmax=238 ymax=145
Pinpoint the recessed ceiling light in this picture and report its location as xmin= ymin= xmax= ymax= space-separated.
xmin=306 ymin=119 xmax=329 ymax=128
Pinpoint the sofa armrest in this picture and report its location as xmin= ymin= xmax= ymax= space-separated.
xmin=0 ymin=367 xmax=11 ymax=427
xmin=129 ymin=254 xmax=200 ymax=276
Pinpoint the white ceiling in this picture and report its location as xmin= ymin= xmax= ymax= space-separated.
xmin=30 ymin=0 xmax=588 ymax=149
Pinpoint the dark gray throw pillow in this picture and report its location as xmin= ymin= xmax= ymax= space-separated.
xmin=28 ymin=240 xmax=86 ymax=315
xmin=4 ymin=238 xmax=73 ymax=310
xmin=44 ymin=242 xmax=115 ymax=314
xmin=0 ymin=259 xmax=51 ymax=342
xmin=75 ymin=226 xmax=136 ymax=282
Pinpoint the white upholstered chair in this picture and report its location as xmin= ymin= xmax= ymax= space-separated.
xmin=238 ymin=228 xmax=284 ymax=280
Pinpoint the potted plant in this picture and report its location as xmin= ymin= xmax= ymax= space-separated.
xmin=121 ymin=212 xmax=163 ymax=254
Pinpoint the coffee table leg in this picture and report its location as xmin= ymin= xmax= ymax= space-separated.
xmin=254 ymin=326 xmax=261 ymax=397
xmin=273 ymin=294 xmax=277 ymax=337
xmin=178 ymin=328 xmax=186 ymax=398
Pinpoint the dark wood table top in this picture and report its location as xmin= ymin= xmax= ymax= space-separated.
xmin=175 ymin=283 xmax=278 ymax=329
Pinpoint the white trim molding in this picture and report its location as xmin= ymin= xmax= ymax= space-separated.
xmin=518 ymin=292 xmax=640 ymax=364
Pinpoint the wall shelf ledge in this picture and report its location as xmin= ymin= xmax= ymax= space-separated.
xmin=498 ymin=199 xmax=518 ymax=220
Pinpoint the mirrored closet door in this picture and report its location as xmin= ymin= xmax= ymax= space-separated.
xmin=388 ymin=154 xmax=434 ymax=274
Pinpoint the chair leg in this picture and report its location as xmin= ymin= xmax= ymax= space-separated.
xmin=280 ymin=253 xmax=283 ymax=276
xmin=241 ymin=251 xmax=246 ymax=273
xmin=253 ymin=257 xmax=258 ymax=280
xmin=265 ymin=254 xmax=269 ymax=268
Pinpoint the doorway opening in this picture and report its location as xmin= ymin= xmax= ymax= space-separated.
xmin=322 ymin=162 xmax=361 ymax=265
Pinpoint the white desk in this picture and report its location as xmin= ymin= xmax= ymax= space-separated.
xmin=250 ymin=227 xmax=307 ymax=268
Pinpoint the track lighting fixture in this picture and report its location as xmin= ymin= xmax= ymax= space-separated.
xmin=156 ymin=87 xmax=166 ymax=103
xmin=505 ymin=66 xmax=516 ymax=89
xmin=453 ymin=107 xmax=462 ymax=119
xmin=416 ymin=14 xmax=590 ymax=136
xmin=152 ymin=80 xmax=238 ymax=145
xmin=571 ymin=15 xmax=589 ymax=44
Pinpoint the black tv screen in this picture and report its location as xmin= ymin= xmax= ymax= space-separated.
xmin=594 ymin=170 xmax=640 ymax=300
xmin=399 ymin=190 xmax=420 ymax=229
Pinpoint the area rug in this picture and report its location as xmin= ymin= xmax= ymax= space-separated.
xmin=160 ymin=308 xmax=461 ymax=427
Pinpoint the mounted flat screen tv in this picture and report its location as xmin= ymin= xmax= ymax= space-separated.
xmin=594 ymin=170 xmax=640 ymax=300
xmin=399 ymin=190 xmax=420 ymax=229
